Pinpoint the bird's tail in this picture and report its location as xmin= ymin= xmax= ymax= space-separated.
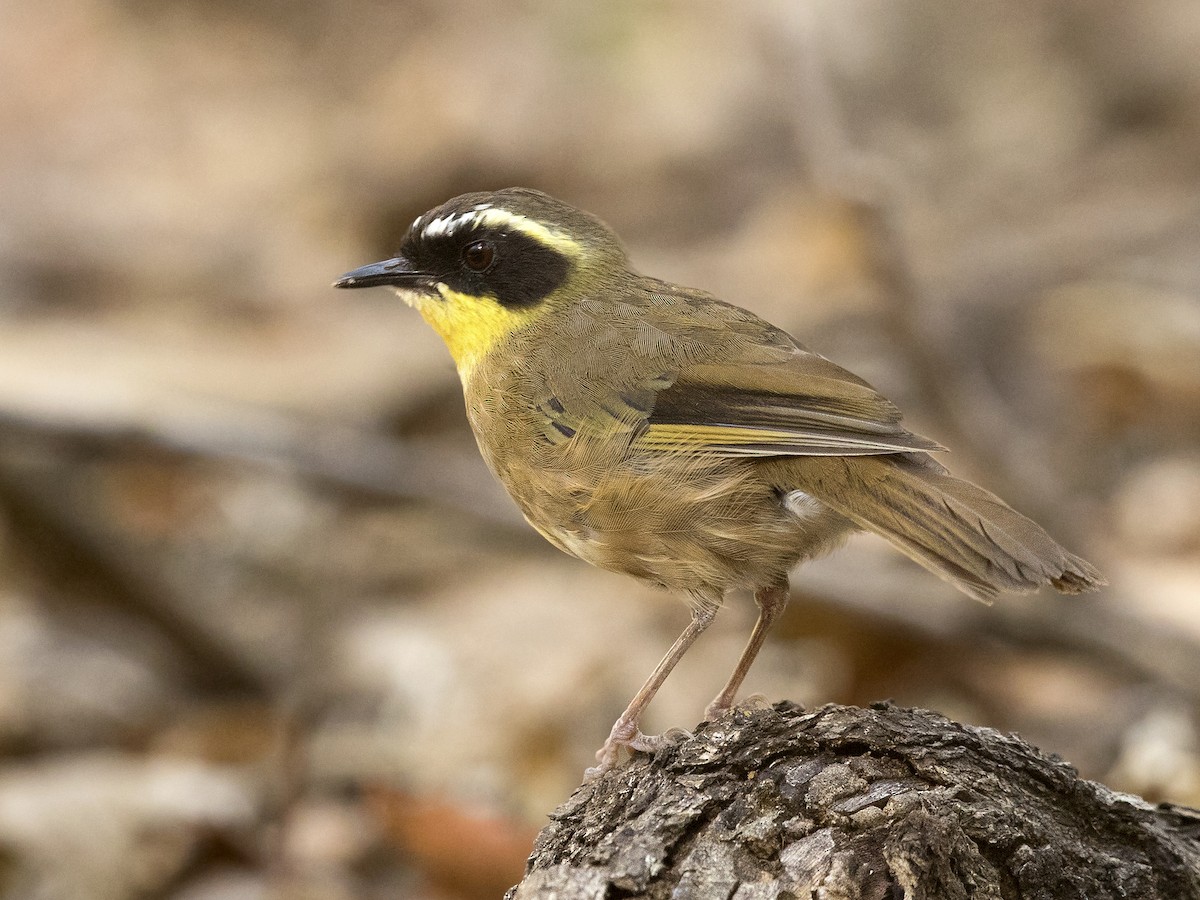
xmin=784 ymin=455 xmax=1105 ymax=602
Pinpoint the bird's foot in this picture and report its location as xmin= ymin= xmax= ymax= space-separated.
xmin=703 ymin=699 xmax=731 ymax=723
xmin=584 ymin=717 xmax=690 ymax=781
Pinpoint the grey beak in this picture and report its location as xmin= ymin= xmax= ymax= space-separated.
xmin=333 ymin=255 xmax=433 ymax=289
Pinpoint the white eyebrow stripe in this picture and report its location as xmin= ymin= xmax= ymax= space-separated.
xmin=415 ymin=206 xmax=581 ymax=255
xmin=420 ymin=210 xmax=477 ymax=239
xmin=475 ymin=208 xmax=580 ymax=253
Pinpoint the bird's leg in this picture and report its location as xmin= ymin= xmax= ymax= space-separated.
xmin=586 ymin=605 xmax=716 ymax=780
xmin=704 ymin=580 xmax=789 ymax=721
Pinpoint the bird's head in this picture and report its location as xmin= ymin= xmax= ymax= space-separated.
xmin=335 ymin=188 xmax=627 ymax=378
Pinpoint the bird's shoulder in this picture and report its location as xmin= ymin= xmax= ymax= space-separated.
xmin=562 ymin=276 xmax=803 ymax=364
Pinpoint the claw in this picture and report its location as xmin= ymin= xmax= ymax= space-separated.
xmin=627 ymin=730 xmax=668 ymax=753
xmin=705 ymin=692 xmax=770 ymax=723
xmin=703 ymin=699 xmax=731 ymax=723
xmin=583 ymin=718 xmax=686 ymax=780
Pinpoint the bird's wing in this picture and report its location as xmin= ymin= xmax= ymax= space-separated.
xmin=533 ymin=289 xmax=943 ymax=458
xmin=636 ymin=354 xmax=945 ymax=457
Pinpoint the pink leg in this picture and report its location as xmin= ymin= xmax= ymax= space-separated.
xmin=704 ymin=581 xmax=789 ymax=721
xmin=586 ymin=605 xmax=716 ymax=780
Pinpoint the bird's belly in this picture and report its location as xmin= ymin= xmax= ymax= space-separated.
xmin=509 ymin=455 xmax=852 ymax=598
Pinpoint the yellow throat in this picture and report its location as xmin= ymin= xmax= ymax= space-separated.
xmin=402 ymin=283 xmax=547 ymax=381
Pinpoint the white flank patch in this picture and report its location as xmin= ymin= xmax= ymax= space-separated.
xmin=783 ymin=490 xmax=825 ymax=521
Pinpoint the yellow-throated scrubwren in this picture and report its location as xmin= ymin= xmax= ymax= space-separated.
xmin=336 ymin=188 xmax=1104 ymax=776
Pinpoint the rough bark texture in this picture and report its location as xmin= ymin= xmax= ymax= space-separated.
xmin=507 ymin=702 xmax=1200 ymax=900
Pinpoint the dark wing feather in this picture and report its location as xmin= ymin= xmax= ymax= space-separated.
xmin=638 ymin=355 xmax=945 ymax=456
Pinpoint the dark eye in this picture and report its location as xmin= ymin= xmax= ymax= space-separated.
xmin=462 ymin=240 xmax=494 ymax=272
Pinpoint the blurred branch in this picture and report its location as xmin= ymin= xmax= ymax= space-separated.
xmin=0 ymin=396 xmax=520 ymax=526
xmin=0 ymin=394 xmax=525 ymax=701
xmin=0 ymin=444 xmax=268 ymax=695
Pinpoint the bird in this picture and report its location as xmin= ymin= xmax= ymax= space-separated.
xmin=335 ymin=187 xmax=1104 ymax=777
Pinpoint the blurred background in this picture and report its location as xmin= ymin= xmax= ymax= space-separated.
xmin=2 ymin=0 xmax=1200 ymax=897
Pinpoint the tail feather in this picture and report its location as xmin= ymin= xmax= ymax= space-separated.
xmin=788 ymin=455 xmax=1106 ymax=602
